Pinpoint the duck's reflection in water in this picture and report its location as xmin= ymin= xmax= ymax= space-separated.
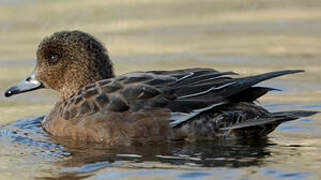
xmin=56 ymin=137 xmax=273 ymax=168
xmin=1 ymin=115 xmax=278 ymax=179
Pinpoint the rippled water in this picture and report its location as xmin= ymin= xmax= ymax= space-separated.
xmin=0 ymin=105 xmax=320 ymax=180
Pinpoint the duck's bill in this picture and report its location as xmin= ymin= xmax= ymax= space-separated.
xmin=4 ymin=71 xmax=44 ymax=97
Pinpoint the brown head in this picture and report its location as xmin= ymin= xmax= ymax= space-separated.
xmin=5 ymin=30 xmax=114 ymax=100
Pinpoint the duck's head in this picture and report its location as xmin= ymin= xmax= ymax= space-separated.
xmin=5 ymin=30 xmax=114 ymax=100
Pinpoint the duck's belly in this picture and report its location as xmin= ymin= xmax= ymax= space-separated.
xmin=41 ymin=102 xmax=277 ymax=145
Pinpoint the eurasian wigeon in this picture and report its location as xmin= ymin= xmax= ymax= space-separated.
xmin=5 ymin=30 xmax=317 ymax=145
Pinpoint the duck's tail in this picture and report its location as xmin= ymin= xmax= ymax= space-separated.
xmin=272 ymin=110 xmax=319 ymax=118
xmin=219 ymin=110 xmax=319 ymax=137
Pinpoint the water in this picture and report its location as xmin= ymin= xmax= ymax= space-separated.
xmin=0 ymin=113 xmax=319 ymax=180
xmin=1 ymin=0 xmax=321 ymax=179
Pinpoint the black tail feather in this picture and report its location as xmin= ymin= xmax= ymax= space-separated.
xmin=219 ymin=110 xmax=318 ymax=131
xmin=273 ymin=110 xmax=319 ymax=118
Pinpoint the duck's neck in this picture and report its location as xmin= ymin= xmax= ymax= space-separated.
xmin=59 ymin=87 xmax=78 ymax=102
xmin=58 ymin=75 xmax=115 ymax=101
xmin=58 ymin=55 xmax=115 ymax=101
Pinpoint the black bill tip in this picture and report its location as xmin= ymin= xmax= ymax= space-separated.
xmin=4 ymin=70 xmax=43 ymax=97
xmin=4 ymin=89 xmax=14 ymax=97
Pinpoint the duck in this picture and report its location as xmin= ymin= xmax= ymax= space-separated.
xmin=4 ymin=30 xmax=317 ymax=145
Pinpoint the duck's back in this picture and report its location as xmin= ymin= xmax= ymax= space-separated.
xmin=42 ymin=68 xmax=317 ymax=144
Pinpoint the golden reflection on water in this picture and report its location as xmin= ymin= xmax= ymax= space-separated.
xmin=0 ymin=0 xmax=320 ymax=179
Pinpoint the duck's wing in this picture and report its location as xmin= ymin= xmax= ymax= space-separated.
xmin=59 ymin=68 xmax=304 ymax=126
xmin=58 ymin=68 xmax=227 ymax=120
xmin=151 ymin=69 xmax=304 ymax=127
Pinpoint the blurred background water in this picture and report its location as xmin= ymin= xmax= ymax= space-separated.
xmin=0 ymin=0 xmax=320 ymax=179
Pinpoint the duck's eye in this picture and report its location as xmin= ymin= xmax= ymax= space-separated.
xmin=48 ymin=53 xmax=61 ymax=64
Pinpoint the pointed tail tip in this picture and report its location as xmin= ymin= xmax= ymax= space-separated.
xmin=287 ymin=69 xmax=305 ymax=74
xmin=273 ymin=110 xmax=319 ymax=118
xmin=273 ymin=69 xmax=305 ymax=76
xmin=295 ymin=110 xmax=320 ymax=117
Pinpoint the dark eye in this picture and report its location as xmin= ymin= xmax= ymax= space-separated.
xmin=48 ymin=53 xmax=61 ymax=64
